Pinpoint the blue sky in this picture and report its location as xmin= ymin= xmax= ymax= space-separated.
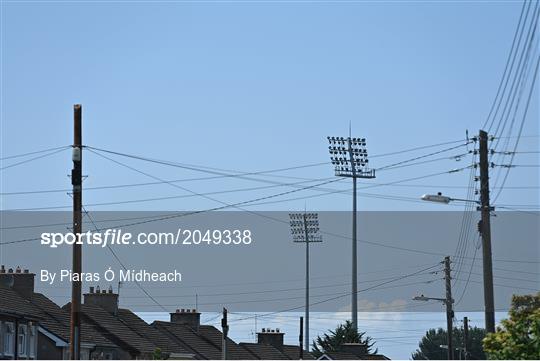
xmin=1 ymin=0 xmax=538 ymax=212
xmin=1 ymin=1 xmax=539 ymax=359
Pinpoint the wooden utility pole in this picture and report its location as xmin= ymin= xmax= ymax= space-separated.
xmin=444 ymin=256 xmax=454 ymax=360
xmin=69 ymin=104 xmax=82 ymax=360
xmin=299 ymin=317 xmax=304 ymax=360
xmin=478 ymin=130 xmax=495 ymax=334
xmin=463 ymin=317 xmax=469 ymax=360
xmin=221 ymin=308 xmax=229 ymax=360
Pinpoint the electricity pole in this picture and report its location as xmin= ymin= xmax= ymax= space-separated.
xmin=327 ymin=136 xmax=375 ymax=331
xmin=69 ymin=104 xmax=82 ymax=360
xmin=444 ymin=256 xmax=454 ymax=361
xmin=413 ymin=257 xmax=454 ymax=360
xmin=221 ymin=307 xmax=228 ymax=360
xmin=463 ymin=316 xmax=469 ymax=360
xmin=478 ymin=130 xmax=495 ymax=333
xmin=289 ymin=212 xmax=322 ymax=353
xmin=299 ymin=317 xmax=304 ymax=360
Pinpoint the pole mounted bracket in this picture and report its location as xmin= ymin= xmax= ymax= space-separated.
xmin=476 ymin=206 xmax=495 ymax=211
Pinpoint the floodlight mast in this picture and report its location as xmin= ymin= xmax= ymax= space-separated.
xmin=289 ymin=212 xmax=322 ymax=354
xmin=327 ymin=136 xmax=375 ymax=332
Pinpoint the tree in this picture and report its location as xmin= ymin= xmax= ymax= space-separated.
xmin=311 ymin=320 xmax=377 ymax=358
xmin=411 ymin=326 xmax=487 ymax=360
xmin=483 ymin=292 xmax=540 ymax=360
xmin=152 ymin=347 xmax=163 ymax=360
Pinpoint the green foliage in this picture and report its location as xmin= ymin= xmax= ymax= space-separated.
xmin=152 ymin=347 xmax=163 ymax=360
xmin=483 ymin=292 xmax=540 ymax=360
xmin=411 ymin=326 xmax=487 ymax=360
xmin=311 ymin=320 xmax=377 ymax=358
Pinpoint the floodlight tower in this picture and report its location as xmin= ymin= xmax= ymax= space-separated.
xmin=290 ymin=212 xmax=322 ymax=353
xmin=327 ymin=136 xmax=375 ymax=331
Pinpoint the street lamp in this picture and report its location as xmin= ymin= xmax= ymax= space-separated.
xmin=413 ymin=257 xmax=455 ymax=359
xmin=327 ymin=135 xmax=375 ymax=332
xmin=420 ymin=192 xmax=479 ymax=205
xmin=420 ymin=188 xmax=496 ymax=334
xmin=413 ymin=293 xmax=455 ymax=360
xmin=289 ymin=212 xmax=322 ymax=353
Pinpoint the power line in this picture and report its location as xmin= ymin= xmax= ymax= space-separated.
xmin=43 ymin=271 xmax=438 ymax=300
xmin=375 ymin=144 xmax=471 ymax=172
xmin=482 ymin=0 xmax=528 ymax=129
xmin=486 ymin=0 xmax=535 ymax=132
xmin=227 ymin=263 xmax=443 ymax=324
xmin=3 ymin=179 xmax=539 ymax=197
xmin=82 ymin=205 xmax=168 ymax=312
xmin=0 ymin=147 xmax=70 ymax=171
xmin=453 ymin=277 xmax=539 ymax=292
xmin=492 ymin=54 xmax=540 ymax=202
xmin=0 ymin=145 xmax=70 ymax=160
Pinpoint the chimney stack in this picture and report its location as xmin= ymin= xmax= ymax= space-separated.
xmin=257 ymin=328 xmax=285 ymax=350
xmin=0 ymin=265 xmax=35 ymax=298
xmin=170 ymin=308 xmax=201 ymax=331
xmin=340 ymin=343 xmax=369 ymax=357
xmin=84 ymin=286 xmax=119 ymax=315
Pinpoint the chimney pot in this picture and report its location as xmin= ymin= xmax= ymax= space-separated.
xmin=84 ymin=286 xmax=119 ymax=315
xmin=170 ymin=308 xmax=201 ymax=330
xmin=257 ymin=327 xmax=284 ymax=349
xmin=0 ymin=266 xmax=35 ymax=298
xmin=24 ymin=269 xmax=29 ymax=274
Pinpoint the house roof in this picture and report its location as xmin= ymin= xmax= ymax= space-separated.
xmin=64 ymin=303 xmax=158 ymax=356
xmin=0 ymin=287 xmax=43 ymax=319
xmin=0 ymin=287 xmax=116 ymax=349
xmin=319 ymin=352 xmax=390 ymax=360
xmin=30 ymin=293 xmax=115 ymax=348
xmin=197 ymin=325 xmax=256 ymax=360
xmin=153 ymin=321 xmax=222 ymax=360
xmin=116 ymin=308 xmax=192 ymax=356
xmin=239 ymin=343 xmax=290 ymax=360
xmin=281 ymin=344 xmax=315 ymax=360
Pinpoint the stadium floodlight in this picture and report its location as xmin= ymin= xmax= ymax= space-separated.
xmin=289 ymin=212 xmax=322 ymax=353
xmin=326 ymin=134 xmax=375 ymax=333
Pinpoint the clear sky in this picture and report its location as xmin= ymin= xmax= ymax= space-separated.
xmin=1 ymin=0 xmax=538 ymax=213
xmin=1 ymin=1 xmax=539 ymax=359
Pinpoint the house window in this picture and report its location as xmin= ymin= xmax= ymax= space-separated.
xmin=28 ymin=324 xmax=37 ymax=358
xmin=18 ymin=324 xmax=27 ymax=357
xmin=4 ymin=322 xmax=14 ymax=356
